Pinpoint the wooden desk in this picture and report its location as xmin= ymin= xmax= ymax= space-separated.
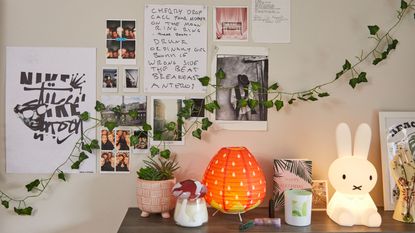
xmin=117 ymin=208 xmax=415 ymax=233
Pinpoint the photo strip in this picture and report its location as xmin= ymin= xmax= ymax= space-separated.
xmin=115 ymin=152 xmax=130 ymax=172
xmin=123 ymin=67 xmax=139 ymax=92
xmin=102 ymin=67 xmax=118 ymax=93
xmin=106 ymin=19 xmax=136 ymax=65
xmin=100 ymin=151 xmax=115 ymax=173
xmin=115 ymin=129 xmax=131 ymax=151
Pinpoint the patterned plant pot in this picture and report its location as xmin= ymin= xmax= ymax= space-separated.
xmin=136 ymin=178 xmax=176 ymax=218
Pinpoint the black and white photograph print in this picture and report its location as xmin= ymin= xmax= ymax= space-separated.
xmin=190 ymin=98 xmax=205 ymax=118
xmin=123 ymin=67 xmax=139 ymax=92
xmin=102 ymin=68 xmax=118 ymax=92
xmin=100 ymin=151 xmax=115 ymax=173
xmin=101 ymin=95 xmax=147 ymax=126
xmin=115 ymin=152 xmax=130 ymax=172
xmin=151 ymin=96 xmax=184 ymax=145
xmin=133 ymin=130 xmax=149 ymax=153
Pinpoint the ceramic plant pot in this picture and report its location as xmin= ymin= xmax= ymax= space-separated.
xmin=136 ymin=178 xmax=176 ymax=218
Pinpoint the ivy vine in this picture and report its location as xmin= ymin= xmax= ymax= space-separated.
xmin=0 ymin=0 xmax=414 ymax=215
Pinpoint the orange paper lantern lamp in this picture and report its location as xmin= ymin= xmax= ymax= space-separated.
xmin=202 ymin=147 xmax=266 ymax=214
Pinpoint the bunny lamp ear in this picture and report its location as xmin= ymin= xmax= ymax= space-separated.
xmin=336 ymin=123 xmax=352 ymax=158
xmin=353 ymin=123 xmax=371 ymax=159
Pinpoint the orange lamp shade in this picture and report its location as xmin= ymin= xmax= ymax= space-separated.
xmin=202 ymin=147 xmax=266 ymax=214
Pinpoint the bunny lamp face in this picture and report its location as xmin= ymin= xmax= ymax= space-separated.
xmin=328 ymin=157 xmax=377 ymax=195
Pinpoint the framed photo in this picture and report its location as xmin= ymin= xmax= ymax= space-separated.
xmin=214 ymin=6 xmax=248 ymax=41
xmin=379 ymin=111 xmax=415 ymax=210
xmin=123 ymin=67 xmax=139 ymax=92
xmin=150 ymin=96 xmax=184 ymax=145
xmin=212 ymin=46 xmax=268 ymax=131
xmin=311 ymin=180 xmax=329 ymax=211
xmin=102 ymin=67 xmax=118 ymax=93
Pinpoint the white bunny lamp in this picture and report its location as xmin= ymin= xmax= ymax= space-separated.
xmin=327 ymin=123 xmax=382 ymax=227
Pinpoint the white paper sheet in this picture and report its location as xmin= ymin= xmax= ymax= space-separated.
xmin=6 ymin=47 xmax=96 ymax=173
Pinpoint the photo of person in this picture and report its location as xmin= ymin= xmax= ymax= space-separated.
xmin=106 ymin=20 xmax=121 ymax=39
xmin=102 ymin=68 xmax=118 ymax=92
xmin=100 ymin=152 xmax=115 ymax=172
xmin=106 ymin=40 xmax=120 ymax=59
xmin=122 ymin=20 xmax=136 ymax=39
xmin=133 ymin=130 xmax=148 ymax=151
xmin=121 ymin=41 xmax=136 ymax=59
xmin=123 ymin=68 xmax=139 ymax=91
xmin=115 ymin=129 xmax=130 ymax=151
xmin=101 ymin=129 xmax=115 ymax=150
xmin=215 ymin=54 xmax=268 ymax=122
xmin=115 ymin=152 xmax=130 ymax=172
xmin=214 ymin=7 xmax=248 ymax=41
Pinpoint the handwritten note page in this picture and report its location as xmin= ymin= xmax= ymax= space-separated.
xmin=144 ymin=5 xmax=207 ymax=93
xmin=252 ymin=0 xmax=290 ymax=43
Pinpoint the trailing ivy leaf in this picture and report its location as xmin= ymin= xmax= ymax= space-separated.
xmin=302 ymin=92 xmax=313 ymax=97
xmin=160 ymin=149 xmax=171 ymax=159
xmin=104 ymin=121 xmax=117 ymax=132
xmin=128 ymin=109 xmax=139 ymax=119
xmin=342 ymin=59 xmax=351 ymax=71
xmin=71 ymin=161 xmax=81 ymax=169
xmin=381 ymin=51 xmax=388 ymax=59
xmin=183 ymin=99 xmax=194 ymax=108
xmin=130 ymin=135 xmax=139 ymax=147
xmin=250 ymin=81 xmax=261 ymax=91
xmin=387 ymin=39 xmax=398 ymax=52
xmin=349 ymin=78 xmax=359 ymax=88
xmin=25 ymin=179 xmax=40 ymax=192
xmin=368 ymin=25 xmax=380 ymax=35
xmin=274 ymin=100 xmax=284 ymax=111
xmin=298 ymin=96 xmax=308 ymax=101
xmin=268 ymin=82 xmax=279 ymax=90
xmin=14 ymin=207 xmax=33 ymax=216
xmin=215 ymin=68 xmax=226 ymax=81
xmin=401 ymin=0 xmax=408 ymax=9
xmin=204 ymin=101 xmax=220 ymax=113
xmin=308 ymin=96 xmax=318 ymax=101
xmin=177 ymin=117 xmax=185 ymax=126
xmin=58 ymin=172 xmax=66 ymax=181
xmin=318 ymin=92 xmax=330 ymax=98
xmin=335 ymin=70 xmax=344 ymax=80
xmin=358 ymin=72 xmax=368 ymax=83
xmin=248 ymin=99 xmax=258 ymax=109
xmin=80 ymin=111 xmax=90 ymax=121
xmin=198 ymin=76 xmax=210 ymax=86
xmin=79 ymin=152 xmax=89 ymax=162
xmin=178 ymin=107 xmax=191 ymax=119
xmin=90 ymin=139 xmax=100 ymax=149
xmin=95 ymin=101 xmax=106 ymax=112
xmin=288 ymin=98 xmax=296 ymax=104
xmin=165 ymin=122 xmax=176 ymax=131
xmin=192 ymin=128 xmax=202 ymax=140
xmin=239 ymin=99 xmax=248 ymax=107
xmin=153 ymin=131 xmax=163 ymax=141
xmin=150 ymin=146 xmax=160 ymax=156
xmin=143 ymin=122 xmax=152 ymax=131
xmin=372 ymin=57 xmax=383 ymax=65
xmin=82 ymin=143 xmax=92 ymax=153
xmin=201 ymin=118 xmax=213 ymax=131
xmin=111 ymin=105 xmax=122 ymax=114
xmin=264 ymin=100 xmax=274 ymax=108
xmin=1 ymin=200 xmax=9 ymax=209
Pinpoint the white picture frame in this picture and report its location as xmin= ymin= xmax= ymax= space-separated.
xmin=379 ymin=111 xmax=415 ymax=210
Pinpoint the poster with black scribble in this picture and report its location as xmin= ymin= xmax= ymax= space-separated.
xmin=6 ymin=47 xmax=96 ymax=173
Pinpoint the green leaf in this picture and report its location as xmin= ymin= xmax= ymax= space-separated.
xmin=372 ymin=57 xmax=383 ymax=65
xmin=248 ymin=99 xmax=258 ymax=109
xmin=150 ymin=146 xmax=160 ymax=156
xmin=160 ymin=149 xmax=171 ymax=159
xmin=268 ymin=82 xmax=279 ymax=90
xmin=239 ymin=99 xmax=248 ymax=107
xmin=192 ymin=128 xmax=202 ymax=140
xmin=308 ymin=96 xmax=318 ymax=101
xmin=104 ymin=121 xmax=117 ymax=132
xmin=79 ymin=152 xmax=89 ymax=162
xmin=274 ymin=100 xmax=284 ymax=111
xmin=298 ymin=96 xmax=308 ymax=101
xmin=165 ymin=122 xmax=176 ymax=131
xmin=250 ymin=81 xmax=261 ymax=91
xmin=82 ymin=143 xmax=92 ymax=153
xmin=292 ymin=210 xmax=302 ymax=217
xmin=368 ymin=25 xmax=380 ymax=35
xmin=288 ymin=98 xmax=296 ymax=104
xmin=387 ymin=39 xmax=398 ymax=52
xmin=358 ymin=72 xmax=368 ymax=83
xmin=335 ymin=70 xmax=344 ymax=80
xmin=264 ymin=100 xmax=274 ymax=108
xmin=201 ymin=118 xmax=213 ymax=131
xmin=204 ymin=101 xmax=220 ymax=113
xmin=58 ymin=172 xmax=66 ymax=181
xmin=153 ymin=131 xmax=162 ymax=141
xmin=318 ymin=92 xmax=330 ymax=98
xmin=215 ymin=68 xmax=226 ymax=81
xmin=381 ymin=51 xmax=388 ymax=59
xmin=401 ymin=0 xmax=408 ymax=9
xmin=80 ymin=111 xmax=90 ymax=121
xmin=1 ymin=200 xmax=9 ymax=209
xmin=198 ymin=76 xmax=210 ymax=86
xmin=25 ymin=179 xmax=40 ymax=192
xmin=130 ymin=135 xmax=139 ymax=146
xmin=128 ymin=109 xmax=139 ymax=119
xmin=342 ymin=59 xmax=351 ymax=71
xmin=349 ymin=78 xmax=359 ymax=88
xmin=111 ymin=105 xmax=122 ymax=114
xmin=95 ymin=101 xmax=106 ymax=112
xmin=71 ymin=161 xmax=80 ymax=170
xmin=14 ymin=207 xmax=33 ymax=216
xmin=143 ymin=122 xmax=152 ymax=131
xmin=302 ymin=92 xmax=313 ymax=97
xmin=90 ymin=139 xmax=100 ymax=149
xmin=183 ymin=99 xmax=194 ymax=109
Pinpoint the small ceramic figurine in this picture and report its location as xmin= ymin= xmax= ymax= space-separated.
xmin=172 ymin=179 xmax=208 ymax=227
xmin=327 ymin=123 xmax=382 ymax=227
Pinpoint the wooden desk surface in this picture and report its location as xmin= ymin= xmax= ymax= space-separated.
xmin=117 ymin=208 xmax=415 ymax=233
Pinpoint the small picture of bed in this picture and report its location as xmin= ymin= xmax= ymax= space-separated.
xmin=214 ymin=7 xmax=248 ymax=41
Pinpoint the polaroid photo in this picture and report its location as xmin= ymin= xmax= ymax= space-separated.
xmin=100 ymin=151 xmax=115 ymax=173
xmin=115 ymin=129 xmax=131 ymax=151
xmin=106 ymin=19 xmax=136 ymax=65
xmin=102 ymin=68 xmax=118 ymax=93
xmin=150 ymin=96 xmax=185 ymax=146
xmin=190 ymin=98 xmax=205 ymax=119
xmin=214 ymin=6 xmax=249 ymax=42
xmin=123 ymin=67 xmax=139 ymax=92
xmin=115 ymin=151 xmax=130 ymax=173
xmin=101 ymin=95 xmax=147 ymax=126
xmin=132 ymin=130 xmax=149 ymax=153
xmin=212 ymin=46 xmax=268 ymax=131
xmin=101 ymin=129 xmax=115 ymax=151
xmin=311 ymin=180 xmax=329 ymax=211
